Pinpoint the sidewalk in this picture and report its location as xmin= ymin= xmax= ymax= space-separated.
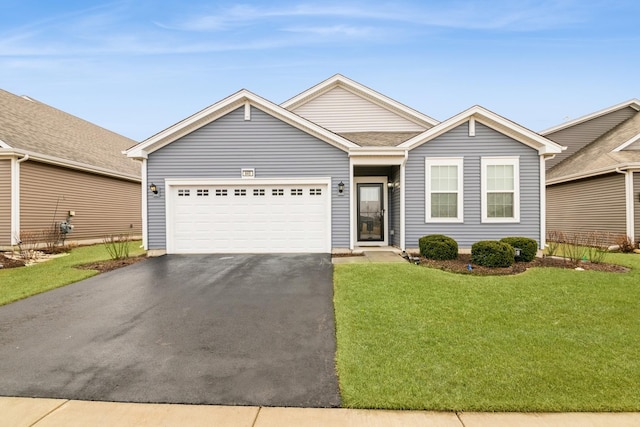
xmin=3 ymin=397 xmax=640 ymax=427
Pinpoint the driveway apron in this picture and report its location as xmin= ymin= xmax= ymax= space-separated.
xmin=0 ymin=254 xmax=340 ymax=407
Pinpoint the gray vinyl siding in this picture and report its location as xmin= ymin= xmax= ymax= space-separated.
xmin=147 ymin=106 xmax=350 ymax=250
xmin=544 ymin=107 xmax=637 ymax=170
xmin=547 ymin=173 xmax=626 ymax=242
xmin=405 ymin=122 xmax=541 ymax=249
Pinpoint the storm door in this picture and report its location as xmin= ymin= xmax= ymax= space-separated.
xmin=357 ymin=183 xmax=384 ymax=241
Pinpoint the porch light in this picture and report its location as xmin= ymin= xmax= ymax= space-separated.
xmin=338 ymin=181 xmax=345 ymax=194
xmin=149 ymin=183 xmax=158 ymax=194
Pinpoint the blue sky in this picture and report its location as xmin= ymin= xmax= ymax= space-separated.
xmin=1 ymin=0 xmax=639 ymax=141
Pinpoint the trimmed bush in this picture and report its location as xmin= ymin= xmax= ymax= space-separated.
xmin=471 ymin=240 xmax=515 ymax=268
xmin=500 ymin=237 xmax=538 ymax=262
xmin=419 ymin=234 xmax=458 ymax=260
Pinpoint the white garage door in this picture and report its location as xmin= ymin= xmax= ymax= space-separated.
xmin=168 ymin=182 xmax=330 ymax=253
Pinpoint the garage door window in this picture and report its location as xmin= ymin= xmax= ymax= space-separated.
xmin=178 ymin=189 xmax=190 ymax=197
xmin=310 ymin=188 xmax=322 ymax=196
xmin=234 ymin=189 xmax=247 ymax=196
xmin=215 ymin=189 xmax=227 ymax=196
xmin=196 ymin=189 xmax=209 ymax=197
xmin=291 ymin=189 xmax=303 ymax=196
xmin=272 ymin=189 xmax=284 ymax=196
xmin=253 ymin=189 xmax=265 ymax=196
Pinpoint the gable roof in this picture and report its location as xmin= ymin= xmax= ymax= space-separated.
xmin=281 ymin=74 xmax=439 ymax=130
xmin=0 ymin=89 xmax=139 ymax=180
xmin=126 ymin=89 xmax=359 ymax=159
xmin=399 ymin=105 xmax=565 ymax=155
xmin=541 ymin=99 xmax=640 ymax=170
xmin=547 ymin=110 xmax=640 ymax=184
xmin=541 ymin=99 xmax=640 ymax=135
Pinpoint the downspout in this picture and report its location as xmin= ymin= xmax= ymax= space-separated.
xmin=10 ymin=153 xmax=29 ymax=245
xmin=615 ymin=167 xmax=635 ymax=240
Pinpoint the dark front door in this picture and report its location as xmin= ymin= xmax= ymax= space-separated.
xmin=357 ymin=183 xmax=384 ymax=241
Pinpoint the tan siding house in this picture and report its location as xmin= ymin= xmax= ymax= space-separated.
xmin=0 ymin=89 xmax=141 ymax=248
xmin=20 ymin=162 xmax=141 ymax=241
xmin=547 ymin=174 xmax=627 ymax=237
xmin=0 ymin=160 xmax=10 ymax=244
xmin=544 ymin=99 xmax=640 ymax=244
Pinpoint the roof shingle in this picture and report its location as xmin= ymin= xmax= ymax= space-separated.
xmin=0 ymin=89 xmax=139 ymax=178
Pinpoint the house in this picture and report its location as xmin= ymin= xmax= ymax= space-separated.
xmin=543 ymin=99 xmax=640 ymax=243
xmin=126 ymin=75 xmax=563 ymax=255
xmin=0 ymin=89 xmax=141 ymax=248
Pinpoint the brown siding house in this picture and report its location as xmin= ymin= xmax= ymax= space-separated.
xmin=0 ymin=89 xmax=141 ymax=248
xmin=0 ymin=160 xmax=10 ymax=244
xmin=544 ymin=99 xmax=640 ymax=244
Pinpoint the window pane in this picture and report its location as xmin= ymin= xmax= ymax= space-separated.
xmin=487 ymin=192 xmax=514 ymax=218
xmin=431 ymin=193 xmax=457 ymax=218
xmin=431 ymin=165 xmax=457 ymax=191
xmin=487 ymin=165 xmax=514 ymax=191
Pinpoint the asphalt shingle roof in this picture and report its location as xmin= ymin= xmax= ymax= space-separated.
xmin=338 ymin=131 xmax=422 ymax=147
xmin=0 ymin=89 xmax=139 ymax=178
xmin=547 ymin=111 xmax=640 ymax=181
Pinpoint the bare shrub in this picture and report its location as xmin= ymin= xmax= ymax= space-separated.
xmin=584 ymin=231 xmax=611 ymax=264
xmin=14 ymin=230 xmax=43 ymax=261
xmin=42 ymin=225 xmax=63 ymax=253
xmin=103 ymin=233 xmax=132 ymax=260
xmin=615 ymin=235 xmax=637 ymax=253
xmin=563 ymin=232 xmax=588 ymax=265
xmin=545 ymin=230 xmax=565 ymax=257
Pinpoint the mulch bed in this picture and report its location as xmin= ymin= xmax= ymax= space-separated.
xmin=0 ymin=254 xmax=26 ymax=269
xmin=75 ymin=255 xmax=147 ymax=273
xmin=416 ymin=253 xmax=629 ymax=276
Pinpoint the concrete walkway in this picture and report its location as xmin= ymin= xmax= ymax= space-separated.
xmin=332 ymin=250 xmax=407 ymax=264
xmin=3 ymin=397 xmax=640 ymax=427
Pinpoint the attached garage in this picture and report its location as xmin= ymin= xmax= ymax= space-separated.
xmin=165 ymin=179 xmax=331 ymax=254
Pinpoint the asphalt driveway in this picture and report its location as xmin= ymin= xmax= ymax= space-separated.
xmin=0 ymin=254 xmax=340 ymax=407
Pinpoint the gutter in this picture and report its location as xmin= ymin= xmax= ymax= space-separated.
xmin=546 ymin=163 xmax=640 ymax=186
xmin=1 ymin=148 xmax=140 ymax=182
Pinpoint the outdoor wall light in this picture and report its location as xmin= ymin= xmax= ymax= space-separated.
xmin=149 ymin=183 xmax=158 ymax=194
xmin=338 ymin=181 xmax=345 ymax=194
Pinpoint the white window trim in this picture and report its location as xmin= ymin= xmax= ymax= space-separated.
xmin=425 ymin=157 xmax=464 ymax=223
xmin=481 ymin=156 xmax=520 ymax=223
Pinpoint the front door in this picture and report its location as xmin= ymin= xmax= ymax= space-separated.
xmin=357 ymin=183 xmax=384 ymax=242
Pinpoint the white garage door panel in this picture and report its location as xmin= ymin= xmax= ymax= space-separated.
xmin=169 ymin=183 xmax=330 ymax=253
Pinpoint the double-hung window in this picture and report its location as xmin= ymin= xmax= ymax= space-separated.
xmin=481 ymin=157 xmax=520 ymax=222
xmin=425 ymin=158 xmax=464 ymax=222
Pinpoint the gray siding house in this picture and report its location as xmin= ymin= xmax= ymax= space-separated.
xmin=544 ymin=99 xmax=640 ymax=243
xmin=126 ymin=75 xmax=563 ymax=255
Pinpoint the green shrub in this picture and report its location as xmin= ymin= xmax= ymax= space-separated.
xmin=419 ymin=234 xmax=458 ymax=260
xmin=471 ymin=240 xmax=515 ymax=268
xmin=500 ymin=237 xmax=538 ymax=262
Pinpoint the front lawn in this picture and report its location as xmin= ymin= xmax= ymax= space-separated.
xmin=0 ymin=242 xmax=145 ymax=306
xmin=333 ymin=252 xmax=640 ymax=411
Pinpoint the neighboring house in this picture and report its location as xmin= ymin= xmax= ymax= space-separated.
xmin=0 ymin=89 xmax=141 ymax=248
xmin=126 ymin=75 xmax=563 ymax=255
xmin=543 ymin=99 xmax=640 ymax=243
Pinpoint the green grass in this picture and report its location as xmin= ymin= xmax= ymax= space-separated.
xmin=0 ymin=242 xmax=145 ymax=306
xmin=334 ymin=252 xmax=640 ymax=411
